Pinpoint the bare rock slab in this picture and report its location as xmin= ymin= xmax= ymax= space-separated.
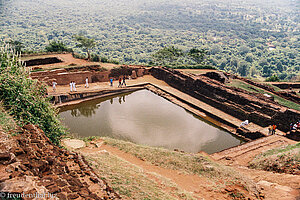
xmin=61 ymin=139 xmax=86 ymax=149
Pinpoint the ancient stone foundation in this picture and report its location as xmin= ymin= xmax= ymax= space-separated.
xmin=150 ymin=67 xmax=300 ymax=132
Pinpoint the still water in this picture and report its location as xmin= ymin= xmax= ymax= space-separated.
xmin=59 ymin=90 xmax=244 ymax=154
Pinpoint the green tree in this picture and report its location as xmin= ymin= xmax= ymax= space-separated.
xmin=239 ymin=45 xmax=250 ymax=55
xmin=152 ymin=46 xmax=183 ymax=65
xmin=73 ymin=35 xmax=96 ymax=61
xmin=238 ymin=61 xmax=249 ymax=76
xmin=45 ymin=41 xmax=72 ymax=52
xmin=245 ymin=53 xmax=253 ymax=63
xmin=8 ymin=40 xmax=24 ymax=53
xmin=265 ymin=75 xmax=280 ymax=82
xmin=188 ymin=48 xmax=207 ymax=64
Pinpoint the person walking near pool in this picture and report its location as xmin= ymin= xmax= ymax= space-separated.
xmin=268 ymin=125 xmax=273 ymax=136
xmin=122 ymin=76 xmax=126 ymax=87
xmin=52 ymin=81 xmax=57 ymax=92
xmin=118 ymin=77 xmax=122 ymax=87
xmin=110 ymin=77 xmax=113 ymax=87
xmin=70 ymin=81 xmax=73 ymax=92
xmin=85 ymin=77 xmax=89 ymax=88
xmin=73 ymin=81 xmax=77 ymax=92
xmin=272 ymin=124 xmax=277 ymax=135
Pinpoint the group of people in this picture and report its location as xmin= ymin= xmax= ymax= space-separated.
xmin=290 ymin=120 xmax=300 ymax=131
xmin=268 ymin=124 xmax=277 ymax=135
xmin=118 ymin=76 xmax=127 ymax=87
xmin=52 ymin=76 xmax=128 ymax=92
xmin=69 ymin=81 xmax=77 ymax=92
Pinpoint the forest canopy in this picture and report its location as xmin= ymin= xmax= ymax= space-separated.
xmin=0 ymin=0 xmax=299 ymax=80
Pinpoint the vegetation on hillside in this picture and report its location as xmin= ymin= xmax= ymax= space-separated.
xmin=0 ymin=44 xmax=66 ymax=144
xmin=249 ymin=143 xmax=300 ymax=174
xmin=226 ymin=79 xmax=300 ymax=111
xmin=0 ymin=0 xmax=298 ymax=80
xmin=45 ymin=40 xmax=73 ymax=53
xmin=73 ymin=35 xmax=96 ymax=61
xmin=0 ymin=105 xmax=16 ymax=133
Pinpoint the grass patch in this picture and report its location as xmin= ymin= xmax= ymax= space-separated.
xmin=101 ymin=137 xmax=256 ymax=190
xmin=264 ymin=83 xmax=281 ymax=92
xmin=83 ymin=152 xmax=195 ymax=200
xmin=227 ymin=79 xmax=300 ymax=111
xmin=0 ymin=105 xmax=16 ymax=132
xmin=249 ymin=143 xmax=300 ymax=174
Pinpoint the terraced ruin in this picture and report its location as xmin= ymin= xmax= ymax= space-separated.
xmin=2 ymin=53 xmax=299 ymax=199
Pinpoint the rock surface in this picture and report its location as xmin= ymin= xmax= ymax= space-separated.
xmin=150 ymin=67 xmax=300 ymax=132
xmin=61 ymin=139 xmax=86 ymax=149
xmin=0 ymin=124 xmax=120 ymax=199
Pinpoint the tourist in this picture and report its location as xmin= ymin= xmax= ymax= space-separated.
xmin=85 ymin=77 xmax=89 ymax=88
xmin=293 ymin=123 xmax=298 ymax=130
xmin=118 ymin=77 xmax=122 ymax=87
xmin=122 ymin=76 xmax=126 ymax=87
xmin=52 ymin=81 xmax=57 ymax=92
xmin=110 ymin=77 xmax=113 ymax=87
xmin=70 ymin=81 xmax=73 ymax=92
xmin=73 ymin=81 xmax=77 ymax=92
xmin=239 ymin=120 xmax=249 ymax=127
xmin=268 ymin=125 xmax=273 ymax=135
xmin=290 ymin=123 xmax=294 ymax=131
xmin=272 ymin=124 xmax=277 ymax=135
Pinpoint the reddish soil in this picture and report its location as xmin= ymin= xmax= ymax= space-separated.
xmin=80 ymin=141 xmax=254 ymax=200
xmin=23 ymin=53 xmax=120 ymax=70
xmin=0 ymin=125 xmax=120 ymax=199
xmin=79 ymin=138 xmax=300 ymax=200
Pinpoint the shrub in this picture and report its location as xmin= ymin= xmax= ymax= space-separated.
xmin=265 ymin=75 xmax=280 ymax=82
xmin=100 ymin=57 xmax=108 ymax=63
xmin=73 ymin=53 xmax=86 ymax=59
xmin=45 ymin=40 xmax=73 ymax=52
xmin=0 ymin=44 xmax=66 ymax=145
xmin=91 ymin=54 xmax=100 ymax=62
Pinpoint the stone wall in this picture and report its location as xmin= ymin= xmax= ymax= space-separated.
xmin=31 ymin=66 xmax=149 ymax=86
xmin=0 ymin=124 xmax=120 ymax=199
xmin=150 ymin=67 xmax=300 ymax=132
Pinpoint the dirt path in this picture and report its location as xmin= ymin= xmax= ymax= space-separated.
xmin=80 ymin=141 xmax=237 ymax=200
xmin=211 ymin=135 xmax=296 ymax=166
xmin=74 ymin=138 xmax=300 ymax=200
xmin=211 ymin=135 xmax=300 ymax=199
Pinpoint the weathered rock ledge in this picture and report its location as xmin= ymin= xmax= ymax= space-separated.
xmin=150 ymin=67 xmax=300 ymax=132
xmin=0 ymin=124 xmax=120 ymax=199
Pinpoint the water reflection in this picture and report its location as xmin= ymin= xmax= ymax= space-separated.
xmin=70 ymin=104 xmax=100 ymax=117
xmin=60 ymin=90 xmax=244 ymax=154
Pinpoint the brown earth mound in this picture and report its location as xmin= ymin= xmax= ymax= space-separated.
xmin=0 ymin=124 xmax=120 ymax=199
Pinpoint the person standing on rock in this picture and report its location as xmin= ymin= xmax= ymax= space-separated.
xmin=122 ymin=76 xmax=126 ymax=87
xmin=73 ymin=81 xmax=77 ymax=92
xmin=118 ymin=77 xmax=122 ymax=87
xmin=70 ymin=81 xmax=73 ymax=92
xmin=110 ymin=77 xmax=113 ymax=87
xmin=85 ymin=77 xmax=89 ymax=88
xmin=52 ymin=81 xmax=57 ymax=92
